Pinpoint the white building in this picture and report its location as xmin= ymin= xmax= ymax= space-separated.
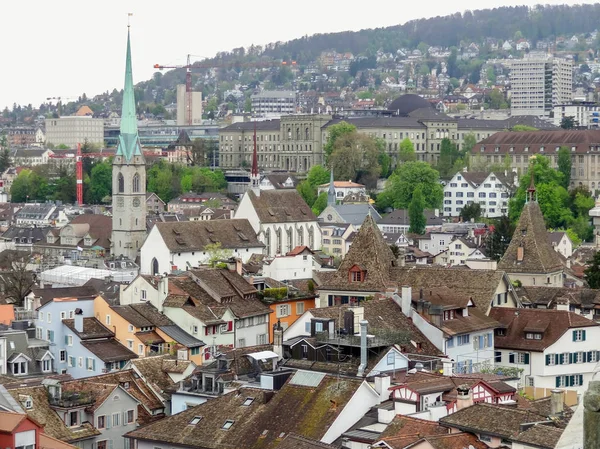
xmin=45 ymin=116 xmax=104 ymax=147
xmin=176 ymin=84 xmax=203 ymax=126
xmin=139 ymin=219 xmax=264 ymax=275
xmin=261 ymin=246 xmax=315 ymax=281
xmin=491 ymin=308 xmax=600 ymax=392
xmin=553 ymin=103 xmax=600 ymax=128
xmin=416 ymin=232 xmax=454 ymax=257
xmin=549 ymin=231 xmax=573 ymax=259
xmin=11 ymin=148 xmax=53 ymax=167
xmin=443 ymin=171 xmax=516 ymax=218
xmin=234 ymin=190 xmax=322 ymax=257
xmin=251 ymin=90 xmax=296 ymax=118
xmin=317 ymin=180 xmax=366 ymax=200
xmin=434 ymin=237 xmax=487 ymax=266
xmin=509 ymin=53 xmax=573 ymax=117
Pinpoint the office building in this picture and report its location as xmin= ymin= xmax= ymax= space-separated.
xmin=45 ymin=116 xmax=104 ymax=147
xmin=176 ymin=84 xmax=203 ymax=126
xmin=251 ymin=90 xmax=296 ymax=117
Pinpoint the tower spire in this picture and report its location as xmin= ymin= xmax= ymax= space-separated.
xmin=250 ymin=120 xmax=260 ymax=192
xmin=327 ymin=167 xmax=336 ymax=206
xmin=527 ymin=165 xmax=536 ymax=203
xmin=116 ymin=26 xmax=142 ymax=161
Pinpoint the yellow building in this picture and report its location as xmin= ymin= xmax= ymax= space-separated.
xmin=93 ymin=296 xmax=205 ymax=365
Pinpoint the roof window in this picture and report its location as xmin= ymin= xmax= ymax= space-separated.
xmin=189 ymin=416 xmax=202 ymax=425
xmin=222 ymin=420 xmax=234 ymax=430
xmin=242 ymin=397 xmax=254 ymax=406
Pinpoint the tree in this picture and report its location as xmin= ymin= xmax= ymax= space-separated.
xmin=560 ymin=116 xmax=576 ymax=129
xmin=87 ymin=160 xmax=112 ymax=204
xmin=408 ymin=186 xmax=426 ymax=235
xmin=377 ymin=162 xmax=443 ymax=211
xmin=487 ymin=89 xmax=507 ymax=109
xmin=10 ymin=170 xmax=32 ymax=202
xmin=0 ymin=148 xmax=10 ymax=172
xmin=329 ymin=132 xmax=381 ymax=189
xmin=487 ymin=216 xmax=514 ymax=261
xmin=437 ymin=138 xmax=460 ymax=178
xmin=323 ymin=122 xmax=356 ymax=162
xmin=459 ymin=203 xmax=481 ymax=222
xmin=584 ymin=251 xmax=600 ymax=289
xmin=462 ymin=133 xmax=477 ymax=156
xmin=306 ymin=165 xmax=330 ymax=187
xmin=557 ymin=146 xmax=572 ymax=189
xmin=0 ymin=253 xmax=35 ymax=306
xmin=204 ymin=242 xmax=232 ymax=267
xmin=398 ymin=138 xmax=416 ymax=162
xmin=297 ymin=180 xmax=317 ymax=207
xmin=312 ymin=192 xmax=328 ymax=216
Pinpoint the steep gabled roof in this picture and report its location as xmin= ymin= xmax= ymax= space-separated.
xmin=246 ymin=190 xmax=317 ymax=223
xmin=321 ymin=214 xmax=396 ymax=292
xmin=498 ymin=201 xmax=564 ymax=274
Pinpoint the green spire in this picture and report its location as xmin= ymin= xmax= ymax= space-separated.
xmin=116 ymin=28 xmax=142 ymax=161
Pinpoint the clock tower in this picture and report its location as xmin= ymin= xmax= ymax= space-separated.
xmin=111 ymin=27 xmax=147 ymax=261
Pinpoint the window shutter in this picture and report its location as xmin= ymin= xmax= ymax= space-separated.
xmin=583 ymin=330 xmax=587 ymax=341
xmin=573 ymin=331 xmax=577 ymax=342
xmin=487 ymin=333 xmax=493 ymax=347
xmin=583 ymin=352 xmax=588 ymax=363
xmin=509 ymin=353 xmax=515 ymax=364
xmin=556 ymin=377 xmax=561 ymax=388
xmin=579 ymin=375 xmax=584 ymax=386
xmin=588 ymin=351 xmax=594 ymax=362
xmin=559 ymin=353 xmax=564 ymax=365
xmin=92 ymin=359 xmax=96 ymax=371
xmin=64 ymin=335 xmax=68 ymax=345
xmin=106 ymin=415 xmax=111 ymax=429
xmin=205 ymin=326 xmax=209 ymax=336
xmin=569 ymin=353 xmax=574 ymax=364
xmin=227 ymin=321 xmax=233 ymax=332
xmin=109 ymin=440 xmax=114 ymax=449
xmin=524 ymin=353 xmax=530 ymax=365
xmin=546 ymin=354 xmax=551 ymax=365
xmin=569 ymin=375 xmax=575 ymax=387
xmin=123 ymin=411 xmax=127 ymax=426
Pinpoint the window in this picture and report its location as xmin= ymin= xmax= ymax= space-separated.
xmin=525 ymin=333 xmax=542 ymax=340
xmin=456 ymin=334 xmax=470 ymax=346
xmin=222 ymin=420 xmax=234 ymax=430
xmin=69 ymin=411 xmax=78 ymax=427
xmin=127 ymin=409 xmax=135 ymax=424
xmin=118 ymin=173 xmax=124 ymax=193
xmin=243 ymin=397 xmax=255 ymax=406
xmin=128 ymin=324 xmax=134 ymax=333
xmin=12 ymin=361 xmax=27 ymax=375
xmin=132 ymin=173 xmax=140 ymax=192
xmin=237 ymin=338 xmax=246 ymax=348
xmin=257 ymin=334 xmax=267 ymax=345
xmin=190 ymin=416 xmax=202 ymax=425
xmin=42 ymin=359 xmax=51 ymax=372
xmin=69 ymin=310 xmax=74 ymax=319
xmin=480 ymin=435 xmax=492 ymax=443
xmin=97 ymin=415 xmax=106 ymax=429
xmin=276 ymin=304 xmax=290 ymax=318
xmin=495 ymin=351 xmax=502 ymax=363
xmin=78 ymin=357 xmax=83 ymax=368
xmin=113 ymin=412 xmax=120 ymax=427
xmin=141 ymin=289 xmax=147 ymax=300
xmin=60 ymin=311 xmax=66 ymax=319
xmin=561 ymin=353 xmax=570 ymax=365
xmin=39 ymin=312 xmax=44 ymax=321
xmin=87 ymin=357 xmax=95 ymax=371
xmin=546 ymin=354 xmax=557 ymax=365
xmin=575 ymin=352 xmax=585 ymax=363
xmin=296 ymin=302 xmax=304 ymax=315
xmin=573 ymin=330 xmax=586 ymax=342
xmin=60 ymin=350 xmax=66 ymax=363
xmin=590 ymin=351 xmax=599 ymax=363
xmin=138 ymin=344 xmax=144 ymax=355
xmin=68 ymin=335 xmax=73 ymax=346
xmin=68 ymin=356 xmax=75 ymax=367
xmin=47 ymin=313 xmax=51 ymax=324
xmin=447 ymin=336 xmax=454 ymax=348
xmin=106 ymin=315 xmax=111 ymax=326
xmin=556 ymin=374 xmax=584 ymax=388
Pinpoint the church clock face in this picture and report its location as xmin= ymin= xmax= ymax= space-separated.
xmin=327 ymin=214 xmax=333 ymax=221
xmin=117 ymin=197 xmax=124 ymax=208
xmin=133 ymin=198 xmax=141 ymax=207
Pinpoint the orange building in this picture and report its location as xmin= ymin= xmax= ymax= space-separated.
xmin=0 ymin=304 xmax=15 ymax=325
xmin=266 ymin=296 xmax=316 ymax=343
xmin=93 ymin=295 xmax=205 ymax=365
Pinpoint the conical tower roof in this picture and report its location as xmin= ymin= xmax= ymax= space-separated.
xmin=328 ymin=214 xmax=396 ymax=292
xmin=497 ymin=201 xmax=563 ymax=274
xmin=116 ymin=28 xmax=143 ymax=162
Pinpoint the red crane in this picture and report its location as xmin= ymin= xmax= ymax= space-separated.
xmin=153 ymin=57 xmax=297 ymax=125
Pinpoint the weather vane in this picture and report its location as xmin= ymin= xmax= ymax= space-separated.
xmin=128 ymin=12 xmax=133 ymax=28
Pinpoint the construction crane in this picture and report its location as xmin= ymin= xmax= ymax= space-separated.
xmin=153 ymin=57 xmax=297 ymax=125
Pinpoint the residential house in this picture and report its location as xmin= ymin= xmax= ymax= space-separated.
xmin=1 ymin=226 xmax=49 ymax=252
xmin=0 ymin=327 xmax=54 ymax=378
xmin=167 ymin=192 xmax=236 ymax=213
xmin=261 ymin=246 xmax=317 ymax=281
xmin=14 ymin=203 xmax=57 ymax=227
xmin=318 ymin=203 xmax=381 ymax=227
xmin=490 ymin=308 xmax=600 ymax=391
xmin=317 ymin=180 xmax=367 ymax=199
xmin=60 ymin=310 xmax=138 ymax=378
xmin=139 ymin=219 xmax=264 ymax=275
xmin=497 ymin=187 xmax=564 ymax=287
xmin=443 ymin=171 xmax=515 ymax=218
xmin=262 ymin=287 xmax=316 ymax=342
xmin=11 ymin=148 xmax=53 ymax=167
xmin=0 ymin=410 xmax=78 ymax=449
xmin=145 ymin=192 xmax=166 ymax=213
xmin=433 ymin=237 xmax=487 ymax=266
xmin=518 ymin=286 xmax=600 ymax=318
xmin=163 ymin=269 xmax=271 ymax=352
xmin=26 ymin=285 xmax=98 ymax=314
xmin=549 ymin=231 xmax=573 ymax=258
xmin=259 ymin=173 xmax=298 ymax=190
xmin=415 ymin=232 xmax=454 ymax=257
xmin=377 ymin=209 xmax=443 ymax=234
xmin=320 ymin=223 xmax=356 ymax=257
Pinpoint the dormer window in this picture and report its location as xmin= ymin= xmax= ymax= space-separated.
xmin=443 ymin=310 xmax=455 ymax=320
xmin=349 ymin=265 xmax=366 ymax=282
xmin=525 ymin=332 xmax=542 ymax=340
xmin=496 ymin=328 xmax=505 ymax=336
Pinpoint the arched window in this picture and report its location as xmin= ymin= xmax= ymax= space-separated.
xmin=297 ymin=226 xmax=304 ymax=246
xmin=296 ymin=128 xmax=300 ymax=140
xmin=286 ymin=227 xmax=293 ymax=253
xmin=305 ymin=127 xmax=310 ymax=140
xmin=265 ymin=229 xmax=271 ymax=255
xmin=118 ymin=173 xmax=124 ymax=193
xmin=132 ymin=173 xmax=140 ymax=193
xmin=276 ymin=228 xmax=282 ymax=254
xmin=308 ymin=226 xmax=314 ymax=249
xmin=151 ymin=258 xmax=159 ymax=276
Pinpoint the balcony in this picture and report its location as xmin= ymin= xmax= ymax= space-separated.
xmin=48 ymin=390 xmax=95 ymax=408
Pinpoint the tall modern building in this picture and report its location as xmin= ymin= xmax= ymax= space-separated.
xmin=251 ymin=90 xmax=296 ymax=117
xmin=509 ymin=54 xmax=573 ymax=117
xmin=111 ymin=28 xmax=147 ymax=261
xmin=176 ymin=84 xmax=203 ymax=125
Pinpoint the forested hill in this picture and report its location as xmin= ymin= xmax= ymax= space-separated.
xmin=253 ymin=4 xmax=600 ymax=63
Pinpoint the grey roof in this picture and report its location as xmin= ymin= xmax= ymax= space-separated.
xmin=158 ymin=325 xmax=206 ymax=348
xmin=330 ymin=204 xmax=381 ymax=226
xmin=12 ymin=149 xmax=48 ymax=158
xmin=251 ymin=90 xmax=296 ymax=99
xmin=323 ymin=116 xmax=425 ymax=129
xmin=1 ymin=226 xmax=50 ymax=243
xmin=377 ymin=209 xmax=442 ymax=227
xmin=0 ymin=330 xmax=51 ymax=376
xmin=457 ymin=118 xmax=508 ymax=130
xmin=14 ymin=204 xmax=55 ymax=220
xmin=288 ymin=370 xmax=326 ymax=387
xmin=220 ymin=120 xmax=281 ymax=132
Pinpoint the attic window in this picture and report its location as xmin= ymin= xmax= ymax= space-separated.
xmin=172 ymin=229 xmax=181 ymax=235
xmin=242 ymin=397 xmax=255 ymax=406
xmin=525 ymin=332 xmax=542 ymax=340
xmin=176 ymin=237 xmax=186 ymax=245
xmin=222 ymin=420 xmax=234 ymax=430
xmin=238 ymin=232 xmax=249 ymax=241
xmin=190 ymin=416 xmax=202 ymax=425
xmin=349 ymin=265 xmax=366 ymax=282
xmin=284 ymin=208 xmax=291 ymax=216
xmin=233 ymin=223 xmax=242 ymax=232
xmin=209 ymin=236 xmax=218 ymax=243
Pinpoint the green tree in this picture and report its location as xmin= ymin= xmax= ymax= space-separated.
xmin=306 ymin=165 xmax=330 ymax=187
xmin=329 ymin=132 xmax=381 ymax=189
xmin=560 ymin=116 xmax=576 ymax=129
xmin=584 ymin=251 xmax=600 ymax=289
xmin=408 ymin=186 xmax=426 ymax=234
xmin=10 ymin=170 xmax=32 ymax=202
xmin=459 ymin=203 xmax=481 ymax=222
xmin=0 ymin=148 xmax=10 ymax=172
xmin=312 ymin=192 xmax=328 ymax=216
xmin=565 ymin=228 xmax=582 ymax=247
xmin=462 ymin=133 xmax=477 ymax=155
xmin=399 ymin=138 xmax=416 ymax=162
xmin=487 ymin=216 xmax=514 ymax=261
xmin=87 ymin=160 xmax=112 ymax=204
xmin=297 ymin=180 xmax=317 ymax=207
xmin=323 ymin=121 xmax=356 ymax=162
xmin=377 ymin=162 xmax=443 ymax=211
xmin=437 ymin=138 xmax=460 ymax=177
xmin=205 ymin=242 xmax=233 ymax=267
xmin=557 ymin=146 xmax=572 ymax=189
xmin=51 ymin=169 xmax=76 ymax=203
xmin=487 ymin=89 xmax=507 ymax=109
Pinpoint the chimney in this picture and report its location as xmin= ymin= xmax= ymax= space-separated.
xmin=456 ymin=385 xmax=473 ymax=410
xmin=401 ymin=286 xmax=412 ymax=317
xmin=374 ymin=374 xmax=391 ymax=402
xmin=273 ymin=320 xmax=284 ymax=360
xmin=442 ymin=358 xmax=453 ymax=376
xmin=74 ymin=308 xmax=84 ymax=333
xmin=551 ymin=389 xmax=564 ymax=416
xmin=235 ymin=258 xmax=243 ymax=276
xmin=357 ymin=320 xmax=368 ymax=377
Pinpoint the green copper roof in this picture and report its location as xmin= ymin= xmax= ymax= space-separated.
xmin=116 ymin=29 xmax=142 ymax=161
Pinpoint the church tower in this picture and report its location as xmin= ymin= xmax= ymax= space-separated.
xmin=111 ymin=27 xmax=147 ymax=261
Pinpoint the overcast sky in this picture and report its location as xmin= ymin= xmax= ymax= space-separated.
xmin=1 ymin=0 xmax=595 ymax=110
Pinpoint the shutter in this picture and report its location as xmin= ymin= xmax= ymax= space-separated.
xmin=583 ymin=330 xmax=587 ymax=341
xmin=509 ymin=353 xmax=515 ymax=364
xmin=487 ymin=333 xmax=493 ymax=347
xmin=205 ymin=326 xmax=209 ymax=336
xmin=580 ymin=375 xmax=584 ymax=386
xmin=546 ymin=354 xmax=551 ymax=365
xmin=524 ymin=353 xmax=530 ymax=365
xmin=123 ymin=411 xmax=127 ymax=426
xmin=569 ymin=353 xmax=574 ymax=364
xmin=109 ymin=440 xmax=114 ymax=449
xmin=583 ymin=352 xmax=588 ymax=363
xmin=573 ymin=331 xmax=577 ymax=342
xmin=473 ymin=338 xmax=478 ymax=350
xmin=556 ymin=376 xmax=561 ymax=388
xmin=569 ymin=375 xmax=575 ymax=387
xmin=92 ymin=359 xmax=96 ymax=371
xmin=64 ymin=335 xmax=68 ymax=345
xmin=106 ymin=415 xmax=111 ymax=429
xmin=227 ymin=321 xmax=233 ymax=332
xmin=479 ymin=336 xmax=484 ymax=349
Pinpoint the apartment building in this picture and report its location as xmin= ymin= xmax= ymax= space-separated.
xmin=553 ymin=102 xmax=600 ymax=128
xmin=176 ymin=85 xmax=203 ymax=126
xmin=509 ymin=53 xmax=573 ymax=117
xmin=45 ymin=116 xmax=104 ymax=147
xmin=443 ymin=171 xmax=516 ymax=218
xmin=251 ymin=90 xmax=296 ymax=117
xmin=475 ymin=129 xmax=600 ymax=191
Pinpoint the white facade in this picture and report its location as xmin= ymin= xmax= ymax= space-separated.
xmin=495 ymin=325 xmax=600 ymax=392
xmin=45 ymin=116 xmax=104 ymax=147
xmin=317 ymin=181 xmax=366 ymax=199
xmin=139 ymin=225 xmax=263 ymax=275
xmin=262 ymin=252 xmax=315 ymax=281
xmin=435 ymin=239 xmax=487 ymax=266
xmin=443 ymin=172 xmax=512 ymax=218
xmin=251 ymin=90 xmax=296 ymax=117
xmin=417 ymin=232 xmax=453 ymax=257
xmin=550 ymin=232 xmax=574 ymax=258
xmin=119 ymin=275 xmax=167 ymax=311
xmin=509 ymin=54 xmax=573 ymax=117
xmin=176 ymin=84 xmax=203 ymax=126
xmin=553 ymin=103 xmax=600 ymax=128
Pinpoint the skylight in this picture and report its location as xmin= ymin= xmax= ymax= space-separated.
xmin=189 ymin=416 xmax=202 ymax=425
xmin=222 ymin=420 xmax=234 ymax=430
xmin=242 ymin=397 xmax=254 ymax=406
